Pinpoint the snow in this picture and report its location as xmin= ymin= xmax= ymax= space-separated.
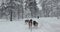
xmin=0 ymin=17 xmax=60 ymax=32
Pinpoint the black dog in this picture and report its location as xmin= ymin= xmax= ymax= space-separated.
xmin=33 ymin=21 xmax=38 ymax=27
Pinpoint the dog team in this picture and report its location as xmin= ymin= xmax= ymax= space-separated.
xmin=25 ymin=19 xmax=38 ymax=28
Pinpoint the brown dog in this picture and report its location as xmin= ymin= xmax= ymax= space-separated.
xmin=28 ymin=19 xmax=32 ymax=28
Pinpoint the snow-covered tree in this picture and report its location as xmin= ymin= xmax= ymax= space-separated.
xmin=41 ymin=0 xmax=59 ymax=17
xmin=0 ymin=0 xmax=24 ymax=21
xmin=25 ymin=0 xmax=39 ymax=18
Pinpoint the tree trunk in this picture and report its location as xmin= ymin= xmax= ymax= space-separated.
xmin=10 ymin=10 xmax=12 ymax=21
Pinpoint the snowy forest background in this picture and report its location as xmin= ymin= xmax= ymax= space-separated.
xmin=0 ymin=0 xmax=60 ymax=21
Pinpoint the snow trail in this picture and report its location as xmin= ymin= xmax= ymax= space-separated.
xmin=0 ymin=17 xmax=60 ymax=32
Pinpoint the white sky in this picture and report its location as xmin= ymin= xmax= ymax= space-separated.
xmin=36 ymin=0 xmax=42 ymax=10
xmin=0 ymin=0 xmax=2 ymax=6
xmin=0 ymin=0 xmax=6 ymax=6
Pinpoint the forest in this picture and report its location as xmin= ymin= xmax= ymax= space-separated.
xmin=0 ymin=0 xmax=60 ymax=21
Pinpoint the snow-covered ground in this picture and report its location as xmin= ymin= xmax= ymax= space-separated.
xmin=0 ymin=17 xmax=60 ymax=32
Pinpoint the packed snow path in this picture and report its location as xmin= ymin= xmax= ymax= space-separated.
xmin=0 ymin=17 xmax=60 ymax=32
